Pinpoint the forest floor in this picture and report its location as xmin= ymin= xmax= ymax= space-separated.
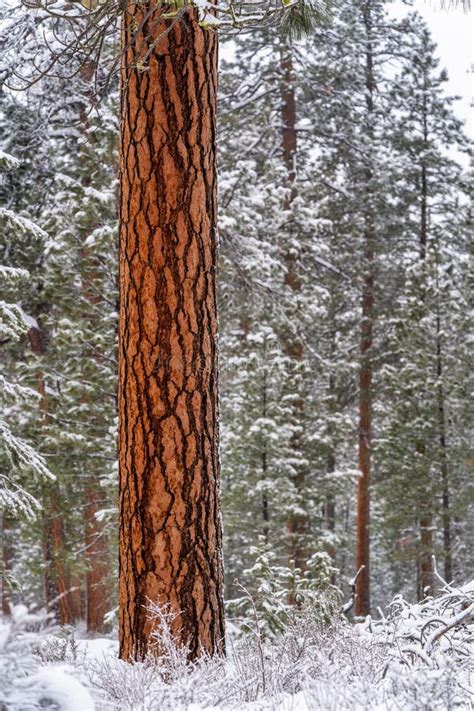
xmin=1 ymin=579 xmax=473 ymax=710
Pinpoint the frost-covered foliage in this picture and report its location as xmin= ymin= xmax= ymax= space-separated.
xmin=0 ymin=5 xmax=118 ymax=619
xmin=227 ymin=540 xmax=340 ymax=638
xmin=0 ymin=155 xmax=53 ymax=517
xmin=1 ymin=579 xmax=472 ymax=710
xmin=218 ymin=0 xmax=472 ymax=609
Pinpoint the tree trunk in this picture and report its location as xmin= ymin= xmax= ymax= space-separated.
xmin=261 ymin=368 xmax=269 ymax=544
xmin=416 ymin=79 xmax=434 ymax=597
xmin=280 ymin=42 xmax=308 ymax=581
xmin=80 ymin=206 xmax=113 ymax=634
xmin=28 ymin=326 xmax=78 ymax=625
xmin=355 ymin=243 xmax=373 ymax=617
xmin=1 ymin=512 xmax=12 ymax=616
xmin=355 ymin=1 xmax=375 ymax=617
xmin=325 ymin=453 xmax=336 ymax=584
xmin=118 ymin=6 xmax=224 ymax=661
xmin=85 ymin=488 xmax=110 ymax=632
xmin=436 ymin=296 xmax=452 ymax=583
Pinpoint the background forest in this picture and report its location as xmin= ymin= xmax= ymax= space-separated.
xmin=0 ymin=0 xmax=472 ymax=707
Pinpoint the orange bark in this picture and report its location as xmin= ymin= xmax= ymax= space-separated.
xmin=118 ymin=6 xmax=224 ymax=660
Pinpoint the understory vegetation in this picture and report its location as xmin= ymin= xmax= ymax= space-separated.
xmin=1 ymin=571 xmax=473 ymax=710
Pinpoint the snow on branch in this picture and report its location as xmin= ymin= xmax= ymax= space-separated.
xmin=6 ymin=0 xmax=330 ymax=100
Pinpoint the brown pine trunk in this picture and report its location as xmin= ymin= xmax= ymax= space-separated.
xmin=280 ymin=43 xmax=308 ymax=581
xmin=1 ymin=512 xmax=12 ymax=616
xmin=355 ymin=1 xmax=375 ymax=617
xmin=80 ymin=238 xmax=112 ymax=634
xmin=48 ymin=497 xmax=76 ymax=625
xmin=85 ymin=488 xmax=110 ymax=632
xmin=416 ymin=80 xmax=434 ymax=597
xmin=355 ymin=243 xmax=373 ymax=616
xmin=28 ymin=325 xmax=78 ymax=624
xmin=118 ymin=7 xmax=224 ymax=661
xmin=436 ymin=295 xmax=452 ymax=583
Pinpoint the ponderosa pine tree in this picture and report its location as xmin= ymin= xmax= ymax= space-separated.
xmin=118 ymin=7 xmax=225 ymax=660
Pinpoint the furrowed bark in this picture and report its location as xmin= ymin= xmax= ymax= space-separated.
xmin=118 ymin=6 xmax=224 ymax=661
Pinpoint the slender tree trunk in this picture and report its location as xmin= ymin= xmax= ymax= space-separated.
xmin=355 ymin=1 xmax=375 ymax=617
xmin=436 ymin=297 xmax=452 ymax=582
xmin=28 ymin=326 xmax=77 ymax=625
xmin=355 ymin=242 xmax=373 ymax=616
xmin=118 ymin=6 xmax=224 ymax=661
xmin=85 ymin=488 xmax=110 ymax=632
xmin=280 ymin=42 xmax=308 ymax=580
xmin=325 ymin=452 xmax=336 ymax=583
xmin=1 ymin=512 xmax=12 ymax=616
xmin=80 ymin=247 xmax=112 ymax=633
xmin=261 ymin=369 xmax=269 ymax=544
xmin=324 ymin=364 xmax=337 ymax=579
xmin=416 ymin=79 xmax=434 ymax=597
xmin=76 ymin=60 xmax=113 ymax=632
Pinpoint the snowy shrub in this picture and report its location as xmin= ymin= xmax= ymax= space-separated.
xmin=227 ymin=539 xmax=341 ymax=639
xmin=1 ymin=575 xmax=472 ymax=710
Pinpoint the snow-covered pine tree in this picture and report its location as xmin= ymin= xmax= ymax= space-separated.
xmin=218 ymin=23 xmax=354 ymax=606
xmin=0 ymin=8 xmax=119 ymax=625
xmin=0 ymin=148 xmax=55 ymax=613
xmin=374 ymin=15 xmax=471 ymax=599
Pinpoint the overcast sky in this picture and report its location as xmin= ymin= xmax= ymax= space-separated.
xmin=393 ymin=0 xmax=473 ymax=136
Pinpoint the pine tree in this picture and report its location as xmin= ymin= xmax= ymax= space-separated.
xmin=118 ymin=7 xmax=225 ymax=660
xmin=375 ymin=15 xmax=471 ymax=599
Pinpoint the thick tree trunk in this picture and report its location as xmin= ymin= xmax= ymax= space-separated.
xmin=118 ymin=7 xmax=224 ymax=661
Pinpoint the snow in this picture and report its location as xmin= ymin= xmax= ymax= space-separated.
xmin=76 ymin=636 xmax=118 ymax=660
xmin=2 ymin=577 xmax=472 ymax=710
xmin=0 ymin=150 xmax=20 ymax=168
xmin=13 ymin=667 xmax=95 ymax=711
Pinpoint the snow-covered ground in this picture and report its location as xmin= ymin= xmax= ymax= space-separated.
xmin=1 ymin=579 xmax=472 ymax=710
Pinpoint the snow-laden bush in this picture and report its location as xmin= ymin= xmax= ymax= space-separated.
xmin=1 ymin=573 xmax=472 ymax=710
xmin=0 ymin=607 xmax=94 ymax=710
xmin=89 ymin=574 xmax=473 ymax=710
xmin=227 ymin=539 xmax=341 ymax=639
